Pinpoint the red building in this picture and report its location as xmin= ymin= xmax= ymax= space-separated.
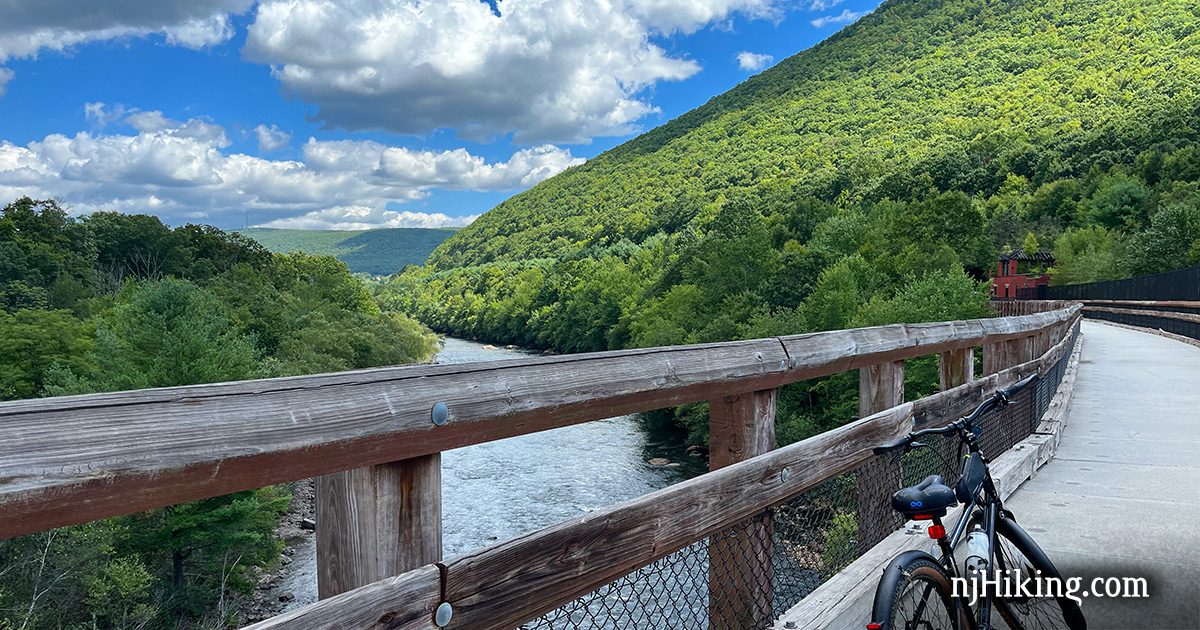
xmin=990 ymin=251 xmax=1054 ymax=299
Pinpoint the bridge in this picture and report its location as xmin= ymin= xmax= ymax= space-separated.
xmin=1 ymin=268 xmax=1196 ymax=629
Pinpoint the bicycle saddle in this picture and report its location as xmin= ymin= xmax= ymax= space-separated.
xmin=891 ymin=474 xmax=958 ymax=517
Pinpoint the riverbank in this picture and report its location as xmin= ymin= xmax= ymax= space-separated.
xmin=244 ymin=479 xmax=316 ymax=623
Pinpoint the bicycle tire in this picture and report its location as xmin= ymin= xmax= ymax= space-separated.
xmin=872 ymin=552 xmax=959 ymax=630
xmin=969 ymin=513 xmax=1087 ymax=630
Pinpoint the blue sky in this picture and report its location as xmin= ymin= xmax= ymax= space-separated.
xmin=0 ymin=0 xmax=881 ymax=230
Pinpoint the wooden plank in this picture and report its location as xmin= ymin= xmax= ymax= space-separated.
xmin=317 ymin=454 xmax=441 ymax=599
xmin=1084 ymin=305 xmax=1200 ymax=324
xmin=1090 ymin=318 xmax=1200 ymax=350
xmin=914 ymin=327 xmax=1072 ymax=431
xmin=776 ymin=307 xmax=1077 ymax=384
xmin=938 ymin=348 xmax=974 ymax=391
xmin=707 ymin=389 xmax=777 ymax=630
xmin=0 ymin=305 xmax=1079 ymax=539
xmin=241 ymin=564 xmax=441 ymax=630
xmin=982 ymin=340 xmax=1006 ymax=376
xmin=1006 ymin=335 xmax=1033 ymax=365
xmin=858 ymin=361 xmax=905 ymax=420
xmin=1080 ymin=299 xmax=1200 ymax=310
xmin=708 ymin=390 xmax=777 ymax=471
xmin=0 ymin=338 xmax=787 ymax=539
xmin=439 ymin=403 xmax=916 ymax=630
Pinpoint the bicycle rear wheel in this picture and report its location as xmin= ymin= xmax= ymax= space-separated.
xmin=976 ymin=514 xmax=1087 ymax=630
xmin=872 ymin=553 xmax=959 ymax=630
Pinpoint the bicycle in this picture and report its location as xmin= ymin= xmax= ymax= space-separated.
xmin=867 ymin=373 xmax=1087 ymax=630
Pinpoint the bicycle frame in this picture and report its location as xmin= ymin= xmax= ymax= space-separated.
xmin=873 ymin=373 xmax=1047 ymax=630
xmin=921 ymin=425 xmax=1010 ymax=630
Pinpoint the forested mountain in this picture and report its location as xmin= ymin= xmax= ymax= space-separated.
xmin=384 ymin=0 xmax=1200 ymax=445
xmin=238 ymin=227 xmax=457 ymax=275
xmin=429 ymin=0 xmax=1200 ymax=270
xmin=0 ymin=197 xmax=439 ymax=629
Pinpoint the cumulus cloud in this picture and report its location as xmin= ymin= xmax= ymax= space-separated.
xmin=85 ymin=102 xmax=130 ymax=127
xmin=804 ymin=0 xmax=844 ymax=11
xmin=0 ymin=0 xmax=251 ymax=59
xmin=164 ymin=13 xmax=237 ymax=49
xmin=810 ymin=8 xmax=866 ymax=27
xmin=244 ymin=0 xmax=786 ymax=143
xmin=0 ymin=68 xmax=13 ymax=97
xmin=0 ymin=0 xmax=253 ymax=91
xmin=0 ymin=107 xmax=582 ymax=229
xmin=88 ymin=103 xmax=230 ymax=146
xmin=258 ymin=206 xmax=479 ymax=230
xmin=736 ymin=51 xmax=773 ymax=71
xmin=254 ymin=124 xmax=292 ymax=153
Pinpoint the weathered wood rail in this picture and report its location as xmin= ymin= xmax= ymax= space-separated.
xmin=0 ymin=303 xmax=1082 ymax=630
xmin=1072 ymin=299 xmax=1200 ymax=347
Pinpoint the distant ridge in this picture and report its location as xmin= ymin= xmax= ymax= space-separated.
xmin=238 ymin=227 xmax=457 ymax=275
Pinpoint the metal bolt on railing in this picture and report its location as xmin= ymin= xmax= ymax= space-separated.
xmin=432 ymin=401 xmax=449 ymax=426
xmin=435 ymin=602 xmax=453 ymax=627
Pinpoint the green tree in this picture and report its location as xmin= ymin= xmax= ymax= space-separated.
xmin=1022 ymin=232 xmax=1040 ymax=258
xmin=0 ymin=309 xmax=94 ymax=400
xmin=46 ymin=279 xmax=260 ymax=395
xmin=1121 ymin=201 xmax=1200 ymax=276
xmin=1084 ymin=174 xmax=1151 ymax=231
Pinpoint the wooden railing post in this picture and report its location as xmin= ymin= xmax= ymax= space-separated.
xmin=938 ymin=348 xmax=974 ymax=391
xmin=316 ymin=454 xmax=441 ymax=599
xmin=936 ymin=348 xmax=974 ymax=476
xmin=1006 ymin=335 xmax=1034 ymax=366
xmin=857 ymin=360 xmax=905 ymax=551
xmin=707 ymin=389 xmax=776 ymax=630
xmin=982 ymin=340 xmax=1006 ymax=376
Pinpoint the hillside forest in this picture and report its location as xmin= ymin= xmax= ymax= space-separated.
xmin=0 ymin=197 xmax=439 ymax=629
xmin=380 ymin=0 xmax=1200 ymax=445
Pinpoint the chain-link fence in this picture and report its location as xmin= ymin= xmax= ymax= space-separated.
xmin=522 ymin=328 xmax=1078 ymax=630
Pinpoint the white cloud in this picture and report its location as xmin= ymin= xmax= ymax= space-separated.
xmin=164 ymin=13 xmax=236 ymax=49
xmin=244 ymin=0 xmax=787 ymax=143
xmin=810 ymin=8 xmax=866 ymax=27
xmin=804 ymin=0 xmax=844 ymax=11
xmin=88 ymin=104 xmax=230 ymax=146
xmin=85 ymin=102 xmax=130 ymax=127
xmin=0 ymin=106 xmax=582 ymax=228
xmin=254 ymin=124 xmax=292 ymax=153
xmin=0 ymin=68 xmax=12 ymax=97
xmin=736 ymin=51 xmax=773 ymax=71
xmin=0 ymin=0 xmax=253 ymax=91
xmin=258 ymin=206 xmax=479 ymax=230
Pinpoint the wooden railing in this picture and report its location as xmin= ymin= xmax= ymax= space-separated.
xmin=0 ymin=304 xmax=1082 ymax=630
xmin=1074 ymin=299 xmax=1200 ymax=346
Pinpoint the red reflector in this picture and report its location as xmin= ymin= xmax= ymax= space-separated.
xmin=913 ymin=514 xmax=933 ymax=520
xmin=867 ymin=624 xmax=883 ymax=630
xmin=928 ymin=524 xmax=945 ymax=539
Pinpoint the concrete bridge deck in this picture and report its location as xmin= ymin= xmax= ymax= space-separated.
xmin=1006 ymin=321 xmax=1200 ymax=629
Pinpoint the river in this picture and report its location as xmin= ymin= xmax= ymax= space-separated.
xmin=263 ymin=337 xmax=706 ymax=611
